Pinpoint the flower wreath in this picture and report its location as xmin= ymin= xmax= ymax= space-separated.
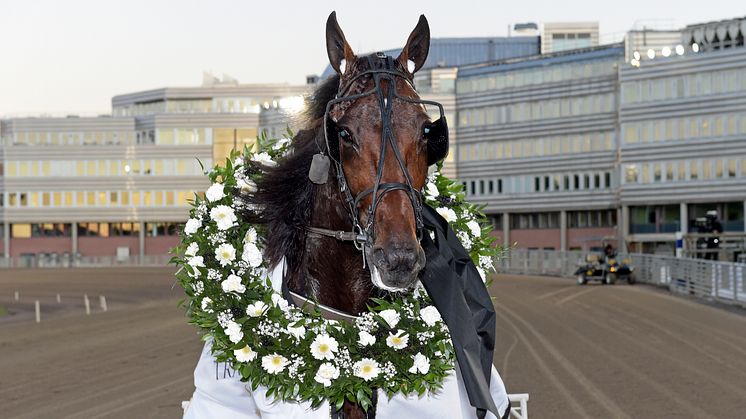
xmin=172 ymin=134 xmax=500 ymax=411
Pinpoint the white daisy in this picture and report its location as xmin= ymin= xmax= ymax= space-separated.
xmin=237 ymin=178 xmax=257 ymax=193
xmin=244 ymin=227 xmax=258 ymax=244
xmin=436 ymin=207 xmax=457 ymax=223
xmin=221 ymin=274 xmax=245 ymax=294
xmin=385 ymin=330 xmax=409 ymax=350
xmin=353 ymin=358 xmax=380 ymax=381
xmin=425 ymin=182 xmax=440 ymax=199
xmin=251 ymin=152 xmax=277 ymax=167
xmin=184 ymin=218 xmax=202 ymax=235
xmin=185 ymin=242 xmax=199 ymax=257
xmin=466 ymin=220 xmax=481 ymax=237
xmin=205 ymin=183 xmax=225 ymax=202
xmin=215 ymin=243 xmax=236 ymax=267
xmin=358 ymin=330 xmax=376 ymax=346
xmin=377 ymin=309 xmax=400 ymax=328
xmin=310 ymin=334 xmax=339 ymax=360
xmin=246 ymin=301 xmax=269 ymax=317
xmin=408 ymin=353 xmax=431 ymax=374
xmin=234 ymin=345 xmax=257 ymax=362
xmin=224 ymin=321 xmax=243 ymax=343
xmin=200 ymin=296 xmax=213 ymax=312
xmin=271 ymin=293 xmax=289 ymax=311
xmin=273 ymin=138 xmax=292 ymax=150
xmin=419 ymin=306 xmax=442 ymax=327
xmin=241 ymin=242 xmax=262 ymax=267
xmin=286 ymin=324 xmax=306 ymax=339
xmin=210 ymin=205 xmax=237 ymax=231
xmin=261 ymin=353 xmax=288 ymax=374
xmin=314 ymin=362 xmax=340 ymax=387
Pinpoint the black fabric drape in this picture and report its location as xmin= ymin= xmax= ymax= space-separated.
xmin=420 ymin=205 xmax=499 ymax=419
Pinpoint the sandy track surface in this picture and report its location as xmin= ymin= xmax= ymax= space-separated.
xmin=2 ymin=269 xmax=746 ymax=418
xmin=0 ymin=268 xmax=203 ymax=419
xmin=491 ymin=274 xmax=746 ymax=419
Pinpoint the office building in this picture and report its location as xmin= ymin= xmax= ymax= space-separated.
xmin=0 ymin=76 xmax=308 ymax=265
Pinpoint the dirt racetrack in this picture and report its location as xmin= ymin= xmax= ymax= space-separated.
xmin=1 ymin=269 xmax=746 ymax=418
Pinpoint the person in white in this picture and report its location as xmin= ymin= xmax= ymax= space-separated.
xmin=183 ymin=261 xmax=510 ymax=419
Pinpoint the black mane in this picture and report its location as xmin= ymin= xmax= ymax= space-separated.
xmin=240 ymin=75 xmax=340 ymax=276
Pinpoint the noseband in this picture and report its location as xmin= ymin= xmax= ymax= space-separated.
xmin=307 ymin=53 xmax=449 ymax=266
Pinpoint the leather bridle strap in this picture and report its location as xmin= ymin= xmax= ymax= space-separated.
xmin=305 ymin=226 xmax=368 ymax=243
xmin=287 ymin=290 xmax=360 ymax=324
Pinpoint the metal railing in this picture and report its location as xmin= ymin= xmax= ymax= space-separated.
xmin=499 ymin=249 xmax=746 ymax=308
xmin=0 ymin=254 xmax=172 ymax=268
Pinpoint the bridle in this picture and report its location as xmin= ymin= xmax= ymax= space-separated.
xmin=306 ymin=52 xmax=449 ymax=267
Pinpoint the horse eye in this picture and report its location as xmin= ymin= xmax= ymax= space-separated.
xmin=338 ymin=128 xmax=352 ymax=142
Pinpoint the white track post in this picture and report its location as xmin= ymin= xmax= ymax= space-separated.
xmin=56 ymin=293 xmax=61 ymax=304
xmin=84 ymin=294 xmax=90 ymax=315
xmin=14 ymin=291 xmax=19 ymax=301
xmin=99 ymin=295 xmax=108 ymax=312
xmin=35 ymin=300 xmax=40 ymax=323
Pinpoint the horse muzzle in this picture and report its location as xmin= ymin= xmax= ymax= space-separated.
xmin=368 ymin=244 xmax=425 ymax=291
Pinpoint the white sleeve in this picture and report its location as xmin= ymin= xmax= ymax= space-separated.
xmin=183 ymin=340 xmax=330 ymax=419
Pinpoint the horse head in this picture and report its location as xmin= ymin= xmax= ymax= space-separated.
xmin=323 ymin=12 xmax=447 ymax=292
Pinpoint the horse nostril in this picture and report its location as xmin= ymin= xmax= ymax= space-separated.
xmin=372 ymin=246 xmax=389 ymax=270
xmin=387 ymin=247 xmax=418 ymax=272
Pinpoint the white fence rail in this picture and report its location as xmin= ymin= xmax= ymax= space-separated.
xmin=499 ymin=249 xmax=746 ymax=309
xmin=0 ymin=254 xmax=172 ymax=268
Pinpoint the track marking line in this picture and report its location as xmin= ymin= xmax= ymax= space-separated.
xmin=556 ymin=287 xmax=596 ymax=306
xmin=536 ymin=286 xmax=578 ymax=300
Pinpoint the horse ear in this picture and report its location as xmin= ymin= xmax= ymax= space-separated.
xmin=397 ymin=15 xmax=430 ymax=75
xmin=326 ymin=11 xmax=355 ymax=75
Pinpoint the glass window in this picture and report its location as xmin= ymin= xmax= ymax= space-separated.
xmin=690 ymin=160 xmax=698 ymax=180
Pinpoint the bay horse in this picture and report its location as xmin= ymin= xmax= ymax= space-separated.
xmin=243 ymin=11 xmax=449 ymax=419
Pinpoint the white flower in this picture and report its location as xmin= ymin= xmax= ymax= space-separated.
xmin=246 ymin=301 xmax=269 ymax=317
xmin=386 ymin=330 xmax=409 ymax=350
xmin=244 ymin=227 xmax=258 ymax=244
xmin=205 ymin=183 xmax=225 ymax=202
xmin=241 ymin=242 xmax=262 ymax=267
xmin=251 ymin=152 xmax=277 ymax=167
xmin=261 ymin=353 xmax=288 ymax=374
xmin=185 ymin=242 xmax=199 ymax=257
xmin=188 ymin=255 xmax=205 ymax=268
xmin=234 ymin=345 xmax=257 ymax=362
xmin=419 ymin=306 xmax=443 ymax=327
xmin=184 ymin=218 xmax=202 ymax=235
xmin=310 ymin=334 xmax=339 ymax=360
xmin=458 ymin=231 xmax=472 ymax=250
xmin=287 ymin=324 xmax=306 ymax=339
xmin=233 ymin=156 xmax=244 ymax=167
xmin=215 ymin=243 xmax=236 ymax=267
xmin=200 ymin=297 xmax=213 ymax=312
xmin=408 ymin=353 xmax=431 ymax=374
xmin=378 ymin=309 xmax=400 ymax=328
xmin=271 ymin=293 xmax=289 ymax=311
xmin=314 ymin=362 xmax=340 ymax=387
xmin=210 ymin=205 xmax=237 ymax=230
xmin=436 ymin=207 xmax=457 ymax=223
xmin=237 ymin=178 xmax=257 ymax=193
xmin=358 ymin=330 xmax=376 ymax=346
xmin=224 ymin=321 xmax=243 ymax=343
xmin=353 ymin=358 xmax=380 ymax=381
xmin=425 ymin=182 xmax=440 ymax=199
xmin=476 ymin=266 xmax=487 ymax=282
xmin=466 ymin=220 xmax=481 ymax=237
xmin=221 ymin=274 xmax=245 ymax=294
xmin=273 ymin=138 xmax=292 ymax=150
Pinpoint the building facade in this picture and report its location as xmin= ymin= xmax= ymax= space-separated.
xmin=0 ymin=77 xmax=308 ymax=265
xmin=455 ymin=44 xmax=623 ymax=251
xmin=456 ymin=16 xmax=746 ymax=255
xmin=619 ymin=37 xmax=746 ymax=253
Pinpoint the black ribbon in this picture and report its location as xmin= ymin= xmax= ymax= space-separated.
xmin=420 ymin=205 xmax=500 ymax=419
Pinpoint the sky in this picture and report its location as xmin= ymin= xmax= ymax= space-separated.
xmin=1 ymin=0 xmax=743 ymax=116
